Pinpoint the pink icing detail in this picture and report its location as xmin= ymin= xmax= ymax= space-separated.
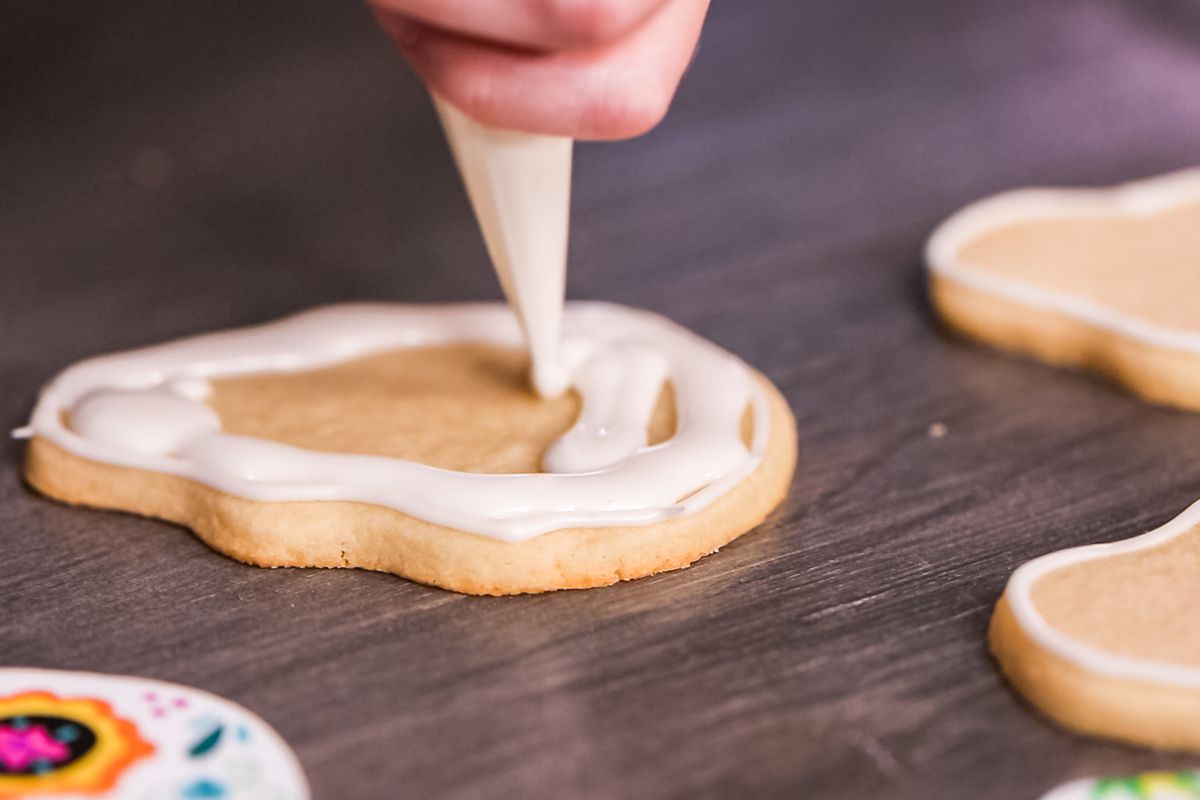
xmin=173 ymin=697 xmax=188 ymax=709
xmin=0 ymin=723 xmax=71 ymax=771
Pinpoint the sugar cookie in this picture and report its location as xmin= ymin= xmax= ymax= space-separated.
xmin=22 ymin=303 xmax=795 ymax=595
xmin=926 ymin=169 xmax=1200 ymax=410
xmin=990 ymin=499 xmax=1200 ymax=751
xmin=929 ymin=170 xmax=1200 ymax=750
xmin=0 ymin=667 xmax=307 ymax=799
xmin=1040 ymin=770 xmax=1200 ymax=800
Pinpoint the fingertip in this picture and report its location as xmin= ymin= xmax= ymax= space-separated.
xmin=382 ymin=0 xmax=706 ymax=139
xmin=536 ymin=0 xmax=654 ymax=50
xmin=370 ymin=6 xmax=423 ymax=50
xmin=576 ymin=78 xmax=672 ymax=140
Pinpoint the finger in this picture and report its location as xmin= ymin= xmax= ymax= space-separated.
xmin=367 ymin=0 xmax=673 ymax=52
xmin=378 ymin=0 xmax=710 ymax=140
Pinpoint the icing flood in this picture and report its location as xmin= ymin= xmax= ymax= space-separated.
xmin=28 ymin=303 xmax=769 ymax=542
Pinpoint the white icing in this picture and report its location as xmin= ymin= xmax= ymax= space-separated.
xmin=926 ymin=168 xmax=1200 ymax=352
xmin=1038 ymin=773 xmax=1200 ymax=800
xmin=435 ymin=96 xmax=574 ymax=398
xmin=0 ymin=667 xmax=309 ymax=798
xmin=72 ymin=388 xmax=221 ymax=456
xmin=1038 ymin=778 xmax=1093 ymax=800
xmin=927 ymin=169 xmax=1200 ymax=689
xmin=28 ymin=303 xmax=768 ymax=542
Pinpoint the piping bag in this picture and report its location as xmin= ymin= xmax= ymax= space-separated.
xmin=434 ymin=96 xmax=574 ymax=399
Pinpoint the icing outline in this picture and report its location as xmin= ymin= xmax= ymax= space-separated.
xmin=27 ymin=302 xmax=769 ymax=542
xmin=926 ymin=168 xmax=1200 ymax=352
xmin=1008 ymin=498 xmax=1200 ymax=689
xmin=927 ymin=169 xmax=1200 ymax=689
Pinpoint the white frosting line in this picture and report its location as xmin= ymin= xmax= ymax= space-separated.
xmin=28 ymin=302 xmax=768 ymax=543
xmin=1038 ymin=778 xmax=1093 ymax=800
xmin=1007 ymin=499 xmax=1200 ymax=689
xmin=926 ymin=168 xmax=1200 ymax=352
xmin=927 ymin=170 xmax=1200 ymax=688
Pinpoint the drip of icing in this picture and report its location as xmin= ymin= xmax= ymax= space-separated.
xmin=543 ymin=344 xmax=669 ymax=473
xmin=435 ymin=96 xmax=573 ymax=398
xmin=28 ymin=303 xmax=768 ymax=542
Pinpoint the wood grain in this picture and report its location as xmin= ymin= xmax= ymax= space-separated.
xmin=4 ymin=1 xmax=1200 ymax=797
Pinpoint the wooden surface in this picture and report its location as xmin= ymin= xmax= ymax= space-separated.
xmin=4 ymin=1 xmax=1200 ymax=797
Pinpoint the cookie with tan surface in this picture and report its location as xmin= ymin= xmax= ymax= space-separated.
xmin=926 ymin=169 xmax=1200 ymax=750
xmin=926 ymin=169 xmax=1200 ymax=410
xmin=21 ymin=303 xmax=795 ymax=595
xmin=990 ymin=500 xmax=1200 ymax=752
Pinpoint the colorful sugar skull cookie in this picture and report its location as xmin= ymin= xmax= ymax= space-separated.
xmin=1041 ymin=770 xmax=1200 ymax=800
xmin=0 ymin=668 xmax=307 ymax=799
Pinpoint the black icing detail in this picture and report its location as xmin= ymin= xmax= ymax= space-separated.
xmin=0 ymin=715 xmax=98 ymax=775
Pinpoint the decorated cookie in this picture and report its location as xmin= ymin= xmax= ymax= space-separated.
xmin=21 ymin=303 xmax=795 ymax=595
xmin=1041 ymin=771 xmax=1200 ymax=800
xmin=0 ymin=668 xmax=307 ymax=799
xmin=926 ymin=171 xmax=1200 ymax=749
xmin=990 ymin=498 xmax=1200 ymax=751
xmin=926 ymin=169 xmax=1200 ymax=410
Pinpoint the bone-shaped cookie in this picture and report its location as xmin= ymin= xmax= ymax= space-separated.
xmin=928 ymin=170 xmax=1200 ymax=751
xmin=928 ymin=169 xmax=1200 ymax=410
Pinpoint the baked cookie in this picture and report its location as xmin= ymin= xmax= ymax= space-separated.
xmin=929 ymin=171 xmax=1200 ymax=750
xmin=927 ymin=169 xmax=1200 ymax=410
xmin=22 ymin=303 xmax=795 ymax=595
xmin=1040 ymin=770 xmax=1200 ymax=800
xmin=990 ymin=499 xmax=1200 ymax=752
xmin=0 ymin=667 xmax=307 ymax=798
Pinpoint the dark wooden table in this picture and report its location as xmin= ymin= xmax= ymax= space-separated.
xmin=5 ymin=2 xmax=1200 ymax=797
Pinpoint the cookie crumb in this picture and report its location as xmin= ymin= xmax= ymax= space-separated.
xmin=927 ymin=422 xmax=948 ymax=439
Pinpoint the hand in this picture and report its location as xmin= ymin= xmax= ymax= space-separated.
xmin=369 ymin=0 xmax=711 ymax=140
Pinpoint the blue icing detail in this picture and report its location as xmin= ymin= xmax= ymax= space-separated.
xmin=55 ymin=724 xmax=80 ymax=742
xmin=236 ymin=724 xmax=250 ymax=743
xmin=190 ymin=713 xmax=221 ymax=732
xmin=188 ymin=724 xmax=224 ymax=758
xmin=182 ymin=778 xmax=228 ymax=798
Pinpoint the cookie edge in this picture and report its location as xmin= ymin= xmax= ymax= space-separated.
xmin=23 ymin=374 xmax=796 ymax=596
xmin=990 ymin=594 xmax=1200 ymax=752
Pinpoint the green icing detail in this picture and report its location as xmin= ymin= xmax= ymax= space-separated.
xmin=1091 ymin=772 xmax=1200 ymax=800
